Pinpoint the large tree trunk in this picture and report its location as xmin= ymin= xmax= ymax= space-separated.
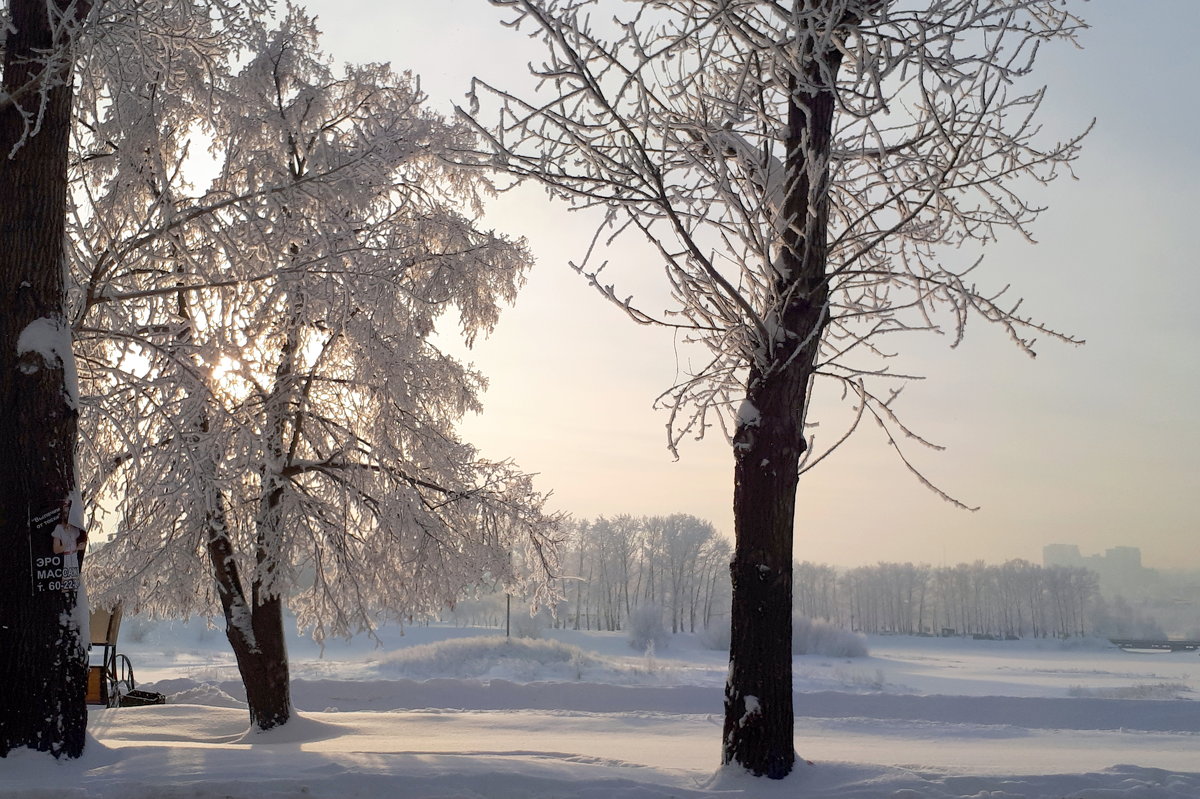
xmin=0 ymin=0 xmax=89 ymax=759
xmin=723 ymin=373 xmax=807 ymax=779
xmin=721 ymin=18 xmax=843 ymax=779
xmin=173 ymin=223 xmax=293 ymax=731
xmin=210 ymin=285 xmax=303 ymax=731
xmin=228 ymin=595 xmax=292 ymax=731
xmin=205 ymin=496 xmax=292 ymax=731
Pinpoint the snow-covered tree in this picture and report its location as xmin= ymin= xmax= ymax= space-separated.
xmin=560 ymin=514 xmax=726 ymax=634
xmin=0 ymin=0 xmax=91 ymax=761
xmin=465 ymin=0 xmax=1089 ymax=778
xmin=793 ymin=557 xmax=1118 ymax=639
xmin=658 ymin=514 xmax=716 ymax=633
xmin=78 ymin=10 xmax=560 ymax=731
xmin=0 ymin=0 xmax=264 ymax=759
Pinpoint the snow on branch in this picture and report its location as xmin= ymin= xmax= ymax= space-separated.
xmin=466 ymin=0 xmax=1089 ymax=497
xmin=77 ymin=8 xmax=562 ymax=640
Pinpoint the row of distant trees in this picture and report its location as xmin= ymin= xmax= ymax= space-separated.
xmin=796 ymin=560 xmax=1162 ymax=639
xmin=476 ymin=547 xmax=1159 ymax=642
xmin=554 ymin=515 xmax=732 ymax=635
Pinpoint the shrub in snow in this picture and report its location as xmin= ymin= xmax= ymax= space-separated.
xmin=162 ymin=681 xmax=245 ymax=708
xmin=698 ymin=616 xmax=864 ymax=657
xmin=699 ymin=620 xmax=731 ymax=652
xmin=511 ymin=607 xmax=552 ymax=639
xmin=793 ymin=616 xmax=868 ymax=658
xmin=1068 ymin=682 xmax=1192 ymax=700
xmin=627 ymin=604 xmax=669 ymax=652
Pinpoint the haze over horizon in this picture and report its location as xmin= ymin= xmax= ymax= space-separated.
xmin=305 ymin=0 xmax=1200 ymax=573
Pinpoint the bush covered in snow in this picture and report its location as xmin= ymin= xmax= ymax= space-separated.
xmin=793 ymin=617 xmax=869 ymax=658
xmin=699 ymin=620 xmax=731 ymax=651
xmin=627 ymin=604 xmax=669 ymax=653
xmin=511 ymin=607 xmax=553 ymax=639
xmin=698 ymin=617 xmax=867 ymax=658
xmin=156 ymin=679 xmax=245 ymax=708
xmin=1068 ymin=681 xmax=1192 ymax=700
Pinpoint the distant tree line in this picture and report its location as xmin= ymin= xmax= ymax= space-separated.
xmin=553 ymin=515 xmax=732 ymax=635
xmin=452 ymin=547 xmax=1161 ymax=642
xmin=793 ymin=560 xmax=1160 ymax=639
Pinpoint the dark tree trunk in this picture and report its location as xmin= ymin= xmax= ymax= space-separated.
xmin=721 ymin=18 xmax=844 ymax=779
xmin=222 ymin=287 xmax=303 ymax=732
xmin=205 ymin=496 xmax=292 ymax=731
xmin=229 ymin=595 xmax=292 ymax=731
xmin=174 ymin=224 xmax=293 ymax=732
xmin=723 ymin=375 xmax=806 ymax=779
xmin=0 ymin=0 xmax=89 ymax=759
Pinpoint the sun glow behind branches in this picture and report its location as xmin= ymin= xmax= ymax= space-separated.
xmin=208 ymin=352 xmax=258 ymax=404
xmin=211 ymin=354 xmax=241 ymax=384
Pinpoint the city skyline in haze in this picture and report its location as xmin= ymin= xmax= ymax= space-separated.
xmin=303 ymin=0 xmax=1200 ymax=572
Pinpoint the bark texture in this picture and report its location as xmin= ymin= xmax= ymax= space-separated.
xmin=722 ymin=22 xmax=844 ymax=779
xmin=205 ymin=497 xmax=293 ymax=731
xmin=0 ymin=0 xmax=89 ymax=759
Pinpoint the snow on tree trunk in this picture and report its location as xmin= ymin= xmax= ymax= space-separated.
xmin=77 ymin=11 xmax=560 ymax=718
xmin=0 ymin=0 xmax=89 ymax=759
xmin=722 ymin=35 xmax=842 ymax=780
xmin=724 ymin=396 xmax=801 ymax=778
xmin=464 ymin=0 xmax=1089 ymax=780
xmin=205 ymin=493 xmax=292 ymax=731
xmin=227 ymin=595 xmax=292 ymax=732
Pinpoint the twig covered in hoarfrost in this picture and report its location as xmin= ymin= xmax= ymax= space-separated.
xmin=463 ymin=0 xmax=1090 ymax=778
xmin=463 ymin=0 xmax=1088 ymax=489
xmin=74 ymin=9 xmax=563 ymax=646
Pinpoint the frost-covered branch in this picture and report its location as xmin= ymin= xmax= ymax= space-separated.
xmin=465 ymin=0 xmax=1089 ymax=483
xmin=79 ymin=10 xmax=562 ymax=646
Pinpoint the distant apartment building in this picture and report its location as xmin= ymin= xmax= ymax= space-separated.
xmin=1043 ymin=544 xmax=1148 ymax=597
xmin=1043 ymin=545 xmax=1200 ymax=636
xmin=1042 ymin=544 xmax=1084 ymax=568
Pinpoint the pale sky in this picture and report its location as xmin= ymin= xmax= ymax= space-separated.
xmin=302 ymin=0 xmax=1200 ymax=572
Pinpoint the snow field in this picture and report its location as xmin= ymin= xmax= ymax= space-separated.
xmin=2 ymin=624 xmax=1199 ymax=798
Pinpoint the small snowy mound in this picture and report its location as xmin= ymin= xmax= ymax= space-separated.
xmin=793 ymin=617 xmax=869 ymax=658
xmin=375 ymin=636 xmax=600 ymax=681
xmin=1068 ymin=682 xmax=1193 ymax=700
xmin=159 ymin=680 xmax=246 ymax=708
xmin=234 ymin=713 xmax=344 ymax=744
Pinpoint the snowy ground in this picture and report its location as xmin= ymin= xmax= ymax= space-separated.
xmin=3 ymin=621 xmax=1199 ymax=798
